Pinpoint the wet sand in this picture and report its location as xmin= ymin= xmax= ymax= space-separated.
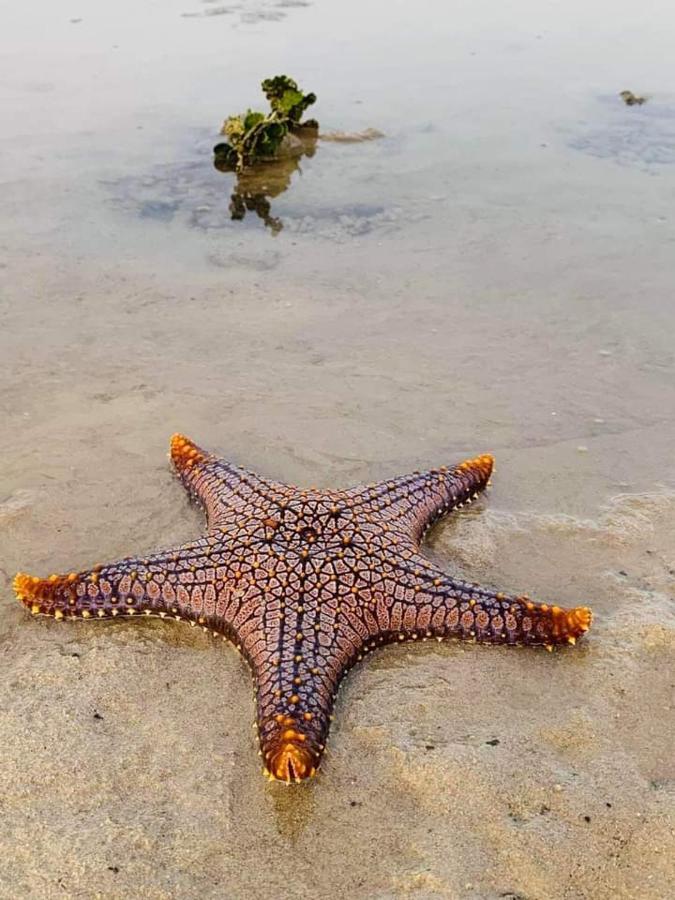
xmin=1 ymin=0 xmax=674 ymax=897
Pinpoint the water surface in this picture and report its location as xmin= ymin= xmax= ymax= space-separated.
xmin=1 ymin=1 xmax=674 ymax=897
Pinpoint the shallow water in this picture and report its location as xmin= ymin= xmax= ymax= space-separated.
xmin=1 ymin=1 xmax=674 ymax=898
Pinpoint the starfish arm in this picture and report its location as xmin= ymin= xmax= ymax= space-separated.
xmin=381 ymin=562 xmax=592 ymax=648
xmin=170 ymin=434 xmax=284 ymax=530
xmin=13 ymin=538 xmax=236 ymax=628
xmin=246 ymin=566 xmax=361 ymax=783
xmin=255 ymin=656 xmax=338 ymax=783
xmin=357 ymin=454 xmax=495 ymax=543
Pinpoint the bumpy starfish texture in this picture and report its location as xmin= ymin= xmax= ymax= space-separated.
xmin=15 ymin=435 xmax=592 ymax=783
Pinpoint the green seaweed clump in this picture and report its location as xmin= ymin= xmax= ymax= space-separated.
xmin=214 ymin=76 xmax=318 ymax=171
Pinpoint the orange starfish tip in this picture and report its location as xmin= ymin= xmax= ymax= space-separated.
xmin=265 ymin=734 xmax=317 ymax=783
xmin=170 ymin=433 xmax=206 ymax=470
xmin=571 ymin=606 xmax=593 ymax=633
xmin=457 ymin=453 xmax=495 ymax=483
xmin=13 ymin=572 xmax=38 ymax=603
xmin=268 ymin=741 xmax=316 ymax=784
xmin=549 ymin=604 xmax=593 ymax=642
xmin=13 ymin=570 xmax=78 ymax=616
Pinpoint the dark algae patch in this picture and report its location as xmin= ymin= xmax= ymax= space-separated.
xmin=620 ymin=89 xmax=647 ymax=106
xmin=569 ymin=92 xmax=675 ymax=168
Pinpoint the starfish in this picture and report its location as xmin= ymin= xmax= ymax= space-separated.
xmin=14 ymin=435 xmax=592 ymax=783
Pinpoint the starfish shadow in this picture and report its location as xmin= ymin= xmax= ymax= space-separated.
xmin=265 ymin=774 xmax=317 ymax=840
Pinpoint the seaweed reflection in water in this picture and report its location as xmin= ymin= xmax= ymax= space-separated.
xmin=213 ymin=130 xmax=318 ymax=235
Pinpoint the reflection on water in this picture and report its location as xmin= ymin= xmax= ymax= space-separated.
xmin=214 ymin=130 xmax=318 ymax=235
xmin=108 ymin=134 xmax=401 ymax=243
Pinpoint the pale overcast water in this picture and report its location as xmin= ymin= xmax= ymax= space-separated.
xmin=1 ymin=1 xmax=674 ymax=897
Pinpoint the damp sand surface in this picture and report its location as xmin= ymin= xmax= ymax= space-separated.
xmin=1 ymin=1 xmax=674 ymax=898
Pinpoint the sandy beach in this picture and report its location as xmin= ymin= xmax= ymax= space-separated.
xmin=1 ymin=1 xmax=674 ymax=897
